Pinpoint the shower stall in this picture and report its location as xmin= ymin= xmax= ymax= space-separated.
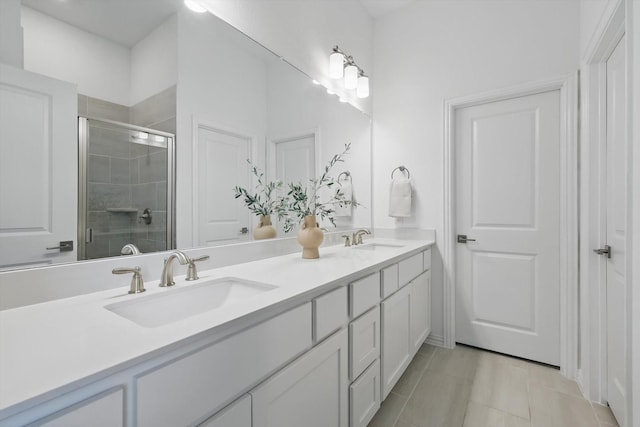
xmin=78 ymin=117 xmax=175 ymax=260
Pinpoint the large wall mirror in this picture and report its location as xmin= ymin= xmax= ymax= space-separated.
xmin=0 ymin=0 xmax=372 ymax=271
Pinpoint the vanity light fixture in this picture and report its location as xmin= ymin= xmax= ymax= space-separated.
xmin=329 ymin=46 xmax=369 ymax=98
xmin=356 ymin=73 xmax=370 ymax=98
xmin=184 ymin=0 xmax=207 ymax=13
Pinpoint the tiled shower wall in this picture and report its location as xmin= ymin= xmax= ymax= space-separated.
xmin=80 ymin=86 xmax=175 ymax=259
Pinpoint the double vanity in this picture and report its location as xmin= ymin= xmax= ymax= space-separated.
xmin=0 ymin=238 xmax=433 ymax=427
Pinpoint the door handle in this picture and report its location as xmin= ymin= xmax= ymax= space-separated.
xmin=46 ymin=240 xmax=74 ymax=252
xmin=593 ymin=245 xmax=611 ymax=258
xmin=240 ymin=227 xmax=249 ymax=234
xmin=457 ymin=234 xmax=476 ymax=244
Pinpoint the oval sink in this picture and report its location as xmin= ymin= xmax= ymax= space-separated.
xmin=352 ymin=243 xmax=404 ymax=251
xmin=105 ymin=277 xmax=276 ymax=328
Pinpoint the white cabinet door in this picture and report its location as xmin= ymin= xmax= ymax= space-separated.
xmin=381 ymin=285 xmax=411 ymax=400
xmin=28 ymin=389 xmax=123 ymax=427
xmin=0 ymin=64 xmax=77 ymax=270
xmin=410 ymin=270 xmax=431 ymax=356
xmin=137 ymin=303 xmax=312 ymax=427
xmin=349 ymin=359 xmax=381 ymax=427
xmin=349 ymin=305 xmax=380 ymax=381
xmin=251 ymin=329 xmax=348 ymax=427
xmin=199 ymin=395 xmax=251 ymax=427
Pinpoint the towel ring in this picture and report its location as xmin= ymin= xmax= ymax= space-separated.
xmin=337 ymin=171 xmax=352 ymax=182
xmin=391 ymin=166 xmax=410 ymax=179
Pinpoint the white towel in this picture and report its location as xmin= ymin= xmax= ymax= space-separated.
xmin=389 ymin=178 xmax=412 ymax=217
xmin=334 ymin=181 xmax=353 ymax=217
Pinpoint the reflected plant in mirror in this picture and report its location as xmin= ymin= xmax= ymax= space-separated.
xmin=282 ymin=143 xmax=357 ymax=233
xmin=234 ymin=161 xmax=287 ymax=240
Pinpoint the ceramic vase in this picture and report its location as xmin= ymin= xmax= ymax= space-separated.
xmin=297 ymin=215 xmax=324 ymax=259
xmin=253 ymin=214 xmax=277 ymax=240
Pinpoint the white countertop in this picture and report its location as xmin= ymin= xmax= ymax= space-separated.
xmin=0 ymin=238 xmax=433 ymax=418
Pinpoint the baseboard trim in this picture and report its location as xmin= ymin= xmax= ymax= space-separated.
xmin=425 ymin=333 xmax=445 ymax=348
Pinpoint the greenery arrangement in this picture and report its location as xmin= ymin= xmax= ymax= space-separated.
xmin=234 ymin=161 xmax=287 ymax=218
xmin=281 ymin=143 xmax=356 ymax=232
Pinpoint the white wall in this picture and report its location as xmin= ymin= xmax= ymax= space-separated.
xmin=201 ymin=0 xmax=374 ymax=115
xmin=580 ymin=0 xmax=611 ymax=56
xmin=21 ymin=6 xmax=131 ymax=106
xmin=175 ymin=10 xmax=269 ymax=248
xmin=372 ymin=0 xmax=580 ymax=342
xmin=0 ymin=0 xmax=23 ymax=67
xmin=130 ymin=15 xmax=178 ymax=105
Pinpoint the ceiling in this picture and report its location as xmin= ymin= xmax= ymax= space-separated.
xmin=22 ymin=0 xmax=181 ymax=47
xmin=358 ymin=0 xmax=415 ymax=18
xmin=21 ymin=0 xmax=415 ymax=48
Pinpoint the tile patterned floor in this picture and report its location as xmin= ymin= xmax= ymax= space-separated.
xmin=369 ymin=344 xmax=619 ymax=427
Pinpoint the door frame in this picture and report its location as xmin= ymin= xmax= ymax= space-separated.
xmin=191 ymin=117 xmax=256 ymax=244
xmin=442 ymin=75 xmax=579 ymax=378
xmin=580 ymin=2 xmax=635 ymax=424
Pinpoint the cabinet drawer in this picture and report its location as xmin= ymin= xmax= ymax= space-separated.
xmin=314 ymin=286 xmax=348 ymax=342
xmin=136 ymin=303 xmax=312 ymax=427
xmin=28 ymin=388 xmax=124 ymax=427
xmin=398 ymin=253 xmax=423 ymax=287
xmin=350 ymin=272 xmax=380 ymax=319
xmin=199 ymin=395 xmax=251 ymax=427
xmin=381 ymin=264 xmax=399 ymax=299
xmin=251 ymin=328 xmax=349 ymax=427
xmin=349 ymin=360 xmax=381 ymax=427
xmin=349 ymin=305 xmax=380 ymax=381
xmin=423 ymin=248 xmax=432 ymax=271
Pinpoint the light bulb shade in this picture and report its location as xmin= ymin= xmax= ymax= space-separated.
xmin=329 ymin=52 xmax=344 ymax=79
xmin=356 ymin=75 xmax=370 ymax=98
xmin=344 ymin=65 xmax=358 ymax=89
xmin=184 ymin=0 xmax=207 ymax=13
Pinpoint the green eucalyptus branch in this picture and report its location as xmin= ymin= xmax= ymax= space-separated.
xmin=233 ymin=159 xmax=285 ymax=218
xmin=280 ymin=143 xmax=359 ymax=233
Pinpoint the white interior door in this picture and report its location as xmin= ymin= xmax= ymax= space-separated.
xmin=455 ymin=90 xmax=561 ymax=365
xmin=603 ymin=35 xmax=627 ymax=424
xmin=195 ymin=125 xmax=251 ymax=245
xmin=272 ymin=133 xmax=315 ymax=234
xmin=0 ymin=64 xmax=77 ymax=270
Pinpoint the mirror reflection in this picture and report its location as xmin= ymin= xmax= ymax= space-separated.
xmin=0 ymin=0 xmax=372 ymax=271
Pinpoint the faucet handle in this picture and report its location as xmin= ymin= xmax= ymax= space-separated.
xmin=186 ymin=255 xmax=210 ymax=281
xmin=112 ymin=266 xmax=145 ymax=294
xmin=342 ymin=235 xmax=351 ymax=247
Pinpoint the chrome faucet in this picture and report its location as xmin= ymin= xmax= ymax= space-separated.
xmin=186 ymin=255 xmax=210 ymax=281
xmin=352 ymin=229 xmax=371 ymax=245
xmin=160 ymin=250 xmax=190 ymax=287
xmin=120 ymin=243 xmax=140 ymax=255
xmin=113 ymin=266 xmax=145 ymax=294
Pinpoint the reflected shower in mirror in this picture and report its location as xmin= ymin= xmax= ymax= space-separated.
xmin=78 ymin=118 xmax=175 ymax=260
xmin=0 ymin=0 xmax=372 ymax=271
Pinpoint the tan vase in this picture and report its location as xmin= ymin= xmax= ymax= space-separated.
xmin=253 ymin=214 xmax=277 ymax=240
xmin=297 ymin=215 xmax=324 ymax=259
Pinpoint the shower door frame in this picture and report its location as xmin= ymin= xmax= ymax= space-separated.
xmin=78 ymin=116 xmax=176 ymax=260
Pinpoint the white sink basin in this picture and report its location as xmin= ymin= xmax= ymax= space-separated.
xmin=105 ymin=277 xmax=276 ymax=328
xmin=352 ymin=243 xmax=404 ymax=251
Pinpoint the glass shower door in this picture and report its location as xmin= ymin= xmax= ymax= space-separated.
xmin=78 ymin=117 xmax=175 ymax=260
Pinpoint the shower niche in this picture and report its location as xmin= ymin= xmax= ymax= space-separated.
xmin=78 ymin=117 xmax=175 ymax=260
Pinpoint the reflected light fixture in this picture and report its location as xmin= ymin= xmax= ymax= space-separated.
xmin=184 ymin=0 xmax=207 ymax=13
xmin=328 ymin=46 xmax=369 ymax=98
